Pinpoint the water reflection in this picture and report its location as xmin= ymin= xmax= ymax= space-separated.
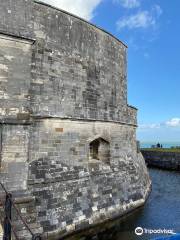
xmin=65 ymin=168 xmax=180 ymax=240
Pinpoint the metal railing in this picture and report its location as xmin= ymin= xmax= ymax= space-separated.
xmin=0 ymin=182 xmax=41 ymax=240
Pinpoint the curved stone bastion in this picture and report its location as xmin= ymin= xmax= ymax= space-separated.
xmin=0 ymin=0 xmax=151 ymax=239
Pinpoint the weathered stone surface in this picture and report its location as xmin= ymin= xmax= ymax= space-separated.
xmin=0 ymin=35 xmax=32 ymax=120
xmin=0 ymin=1 xmax=151 ymax=239
xmin=142 ymin=150 xmax=180 ymax=170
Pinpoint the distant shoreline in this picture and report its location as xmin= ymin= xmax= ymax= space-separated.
xmin=141 ymin=148 xmax=180 ymax=152
xmin=140 ymin=142 xmax=180 ymax=149
xmin=141 ymin=149 xmax=180 ymax=171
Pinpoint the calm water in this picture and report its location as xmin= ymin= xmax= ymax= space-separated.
xmin=67 ymin=168 xmax=180 ymax=240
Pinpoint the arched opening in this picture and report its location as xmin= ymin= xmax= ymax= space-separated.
xmin=89 ymin=138 xmax=110 ymax=164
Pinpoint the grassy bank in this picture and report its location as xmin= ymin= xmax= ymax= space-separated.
xmin=141 ymin=148 xmax=180 ymax=153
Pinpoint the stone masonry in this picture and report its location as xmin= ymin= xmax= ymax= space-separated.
xmin=0 ymin=0 xmax=151 ymax=239
xmin=141 ymin=150 xmax=180 ymax=170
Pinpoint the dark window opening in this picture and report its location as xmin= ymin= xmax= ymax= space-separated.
xmin=89 ymin=138 xmax=110 ymax=164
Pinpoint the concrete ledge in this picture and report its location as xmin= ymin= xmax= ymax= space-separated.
xmin=0 ymin=195 xmax=35 ymax=206
xmin=0 ymin=31 xmax=35 ymax=44
xmin=0 ymin=224 xmax=3 ymax=240
xmin=31 ymin=115 xmax=138 ymax=127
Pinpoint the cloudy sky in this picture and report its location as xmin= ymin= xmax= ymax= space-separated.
xmin=41 ymin=0 xmax=180 ymax=143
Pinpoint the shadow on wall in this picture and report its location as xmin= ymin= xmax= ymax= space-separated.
xmin=89 ymin=137 xmax=110 ymax=164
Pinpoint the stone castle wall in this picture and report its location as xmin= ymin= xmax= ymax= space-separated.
xmin=0 ymin=0 xmax=151 ymax=239
xmin=141 ymin=150 xmax=180 ymax=170
xmin=27 ymin=120 xmax=150 ymax=238
xmin=0 ymin=0 xmax=136 ymax=124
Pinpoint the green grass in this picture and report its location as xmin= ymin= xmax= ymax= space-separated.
xmin=141 ymin=148 xmax=180 ymax=153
